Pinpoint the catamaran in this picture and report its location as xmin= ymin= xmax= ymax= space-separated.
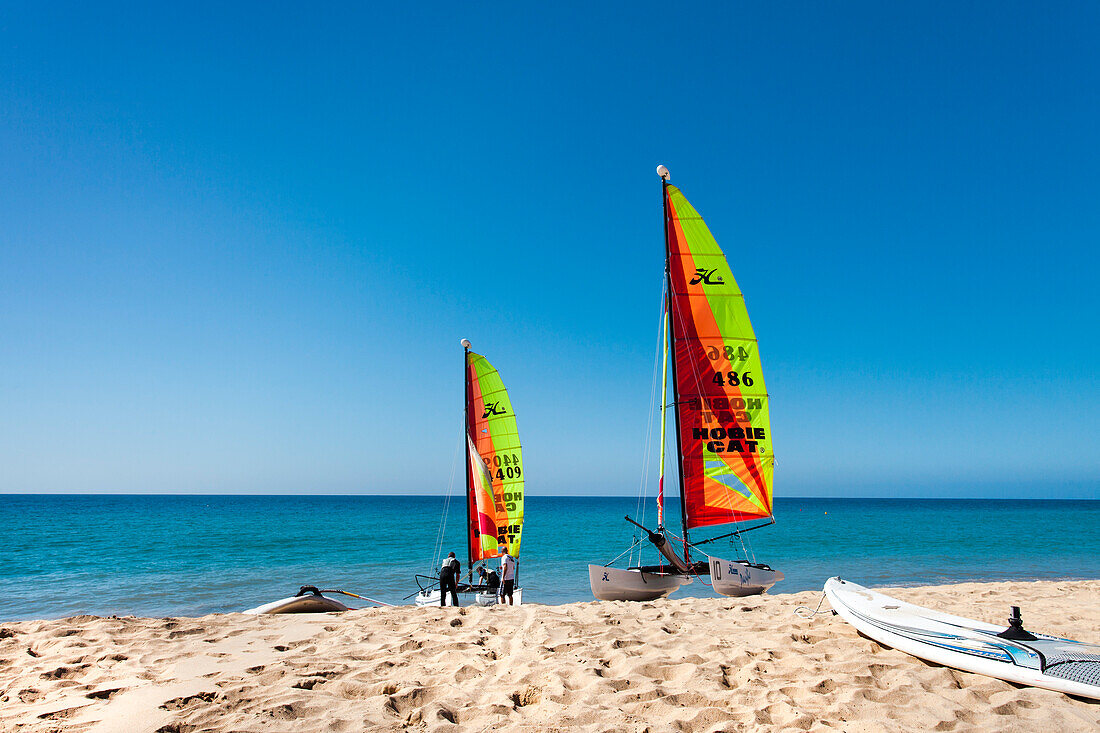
xmin=415 ymin=340 xmax=525 ymax=606
xmin=589 ymin=166 xmax=783 ymax=601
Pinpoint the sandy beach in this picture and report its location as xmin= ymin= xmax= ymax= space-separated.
xmin=2 ymin=580 xmax=1097 ymax=732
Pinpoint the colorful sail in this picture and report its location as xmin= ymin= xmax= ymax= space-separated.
xmin=465 ymin=351 xmax=524 ymax=560
xmin=467 ymin=434 xmax=499 ymax=553
xmin=665 ymin=185 xmax=774 ymax=529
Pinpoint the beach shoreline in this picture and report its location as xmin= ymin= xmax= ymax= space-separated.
xmin=2 ymin=580 xmax=1098 ymax=732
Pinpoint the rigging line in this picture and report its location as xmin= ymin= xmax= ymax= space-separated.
xmin=317 ymin=590 xmax=396 ymax=607
xmin=431 ymin=431 xmax=463 ymax=577
xmin=740 ymin=524 xmax=754 ymax=564
xmin=604 ymin=537 xmax=644 ymax=568
xmin=648 ymin=275 xmax=673 ymax=565
xmin=632 ymin=275 xmax=667 ymax=567
xmin=640 ymin=279 xmax=667 ymax=528
xmin=689 ymin=520 xmax=777 ymax=545
xmin=793 ymin=592 xmax=830 ymax=620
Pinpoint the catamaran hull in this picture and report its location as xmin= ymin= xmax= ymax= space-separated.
xmin=414 ymin=588 xmax=523 ymax=607
xmin=589 ymin=564 xmax=689 ymax=602
xmin=707 ymin=555 xmax=783 ymax=597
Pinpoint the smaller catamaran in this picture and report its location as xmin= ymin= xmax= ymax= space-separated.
xmin=415 ymin=340 xmax=525 ymax=606
xmin=590 ymin=166 xmax=783 ymax=601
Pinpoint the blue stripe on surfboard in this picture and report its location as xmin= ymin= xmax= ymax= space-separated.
xmin=844 ymin=605 xmax=1039 ymax=668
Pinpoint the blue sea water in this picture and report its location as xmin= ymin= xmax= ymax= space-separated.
xmin=0 ymin=495 xmax=1097 ymax=621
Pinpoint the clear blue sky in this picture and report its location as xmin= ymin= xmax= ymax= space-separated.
xmin=2 ymin=2 xmax=1097 ymax=498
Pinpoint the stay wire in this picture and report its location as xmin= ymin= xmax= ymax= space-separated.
xmin=604 ymin=537 xmax=643 ymax=568
xmin=430 ymin=432 xmax=463 ymax=577
xmin=631 ymin=277 xmax=668 ymax=567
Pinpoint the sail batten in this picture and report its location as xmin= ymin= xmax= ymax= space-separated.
xmin=665 ymin=185 xmax=774 ymax=530
xmin=465 ymin=352 xmax=525 ymax=560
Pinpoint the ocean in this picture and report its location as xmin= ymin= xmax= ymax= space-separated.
xmin=1 ymin=495 xmax=1097 ymax=621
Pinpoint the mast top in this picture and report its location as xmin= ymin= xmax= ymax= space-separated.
xmin=460 ymin=338 xmax=472 ymax=350
xmin=656 ymin=164 xmax=670 ymax=181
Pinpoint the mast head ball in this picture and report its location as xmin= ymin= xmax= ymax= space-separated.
xmin=656 ymin=165 xmax=670 ymax=180
xmin=460 ymin=338 xmax=472 ymax=349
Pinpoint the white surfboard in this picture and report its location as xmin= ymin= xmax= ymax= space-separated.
xmin=824 ymin=577 xmax=1100 ymax=700
xmin=243 ymin=594 xmax=349 ymax=615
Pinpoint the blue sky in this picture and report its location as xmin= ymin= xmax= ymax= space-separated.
xmin=1 ymin=2 xmax=1097 ymax=498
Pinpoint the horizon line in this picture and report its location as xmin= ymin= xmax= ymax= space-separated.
xmin=0 ymin=493 xmax=1095 ymax=501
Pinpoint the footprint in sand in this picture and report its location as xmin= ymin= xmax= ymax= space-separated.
xmin=161 ymin=691 xmax=221 ymax=710
xmin=167 ymin=628 xmax=205 ymax=639
xmin=291 ymin=677 xmax=328 ymax=690
xmin=18 ymin=688 xmax=44 ymax=703
xmin=41 ymin=664 xmax=90 ymax=680
xmin=510 ymin=685 xmax=541 ymax=707
xmin=265 ymin=702 xmax=307 ymax=720
xmin=37 ymin=707 xmax=86 ymax=722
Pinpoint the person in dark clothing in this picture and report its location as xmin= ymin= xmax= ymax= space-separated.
xmin=439 ymin=552 xmax=461 ymax=607
xmin=477 ymin=565 xmax=500 ymax=594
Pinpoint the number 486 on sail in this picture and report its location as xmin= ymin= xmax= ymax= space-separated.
xmin=712 ymin=371 xmax=754 ymax=386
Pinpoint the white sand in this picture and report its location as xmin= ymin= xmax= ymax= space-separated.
xmin=2 ymin=580 xmax=1098 ymax=732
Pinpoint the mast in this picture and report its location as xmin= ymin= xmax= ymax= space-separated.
xmin=658 ymin=165 xmax=693 ymax=565
xmin=461 ymin=337 xmax=473 ymax=584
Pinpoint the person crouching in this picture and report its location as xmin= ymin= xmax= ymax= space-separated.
xmin=477 ymin=565 xmax=500 ymax=596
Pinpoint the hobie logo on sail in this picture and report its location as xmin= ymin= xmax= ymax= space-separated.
xmin=482 ymin=401 xmax=506 ymax=418
xmin=690 ymin=268 xmax=724 ymax=286
xmin=694 ymin=425 xmax=765 ymax=454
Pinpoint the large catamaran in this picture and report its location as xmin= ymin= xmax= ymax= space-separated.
xmin=415 ymin=340 xmax=525 ymax=606
xmin=589 ymin=166 xmax=783 ymax=601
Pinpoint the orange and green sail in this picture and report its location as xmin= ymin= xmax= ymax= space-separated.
xmin=665 ymin=184 xmax=774 ymax=530
xmin=465 ymin=351 xmax=524 ymax=560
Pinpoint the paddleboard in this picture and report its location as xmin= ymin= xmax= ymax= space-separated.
xmin=824 ymin=577 xmax=1100 ymax=700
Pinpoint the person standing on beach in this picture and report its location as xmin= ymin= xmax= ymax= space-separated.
xmin=439 ymin=552 xmax=460 ymax=607
xmin=498 ymin=546 xmax=515 ymax=605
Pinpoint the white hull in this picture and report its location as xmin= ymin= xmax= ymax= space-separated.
xmin=243 ymin=594 xmax=349 ymax=615
xmin=825 ymin=578 xmax=1100 ymax=700
xmin=707 ymin=555 xmax=783 ymax=597
xmin=415 ymin=588 xmax=523 ymax=607
xmin=589 ymin=564 xmax=689 ymax=602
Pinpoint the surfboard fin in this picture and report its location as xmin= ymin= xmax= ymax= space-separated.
xmin=997 ymin=606 xmax=1037 ymax=641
